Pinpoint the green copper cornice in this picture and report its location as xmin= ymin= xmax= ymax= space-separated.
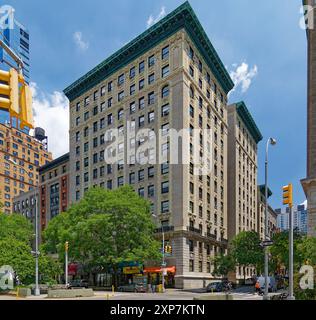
xmin=236 ymin=101 xmax=263 ymax=144
xmin=259 ymin=184 xmax=273 ymax=198
xmin=64 ymin=1 xmax=234 ymax=101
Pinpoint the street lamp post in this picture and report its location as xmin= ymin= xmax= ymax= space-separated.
xmin=8 ymin=158 xmax=40 ymax=296
xmin=263 ymin=137 xmax=277 ymax=300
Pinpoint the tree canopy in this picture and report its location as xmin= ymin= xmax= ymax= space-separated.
xmin=0 ymin=212 xmax=60 ymax=285
xmin=43 ymin=186 xmax=161 ymax=275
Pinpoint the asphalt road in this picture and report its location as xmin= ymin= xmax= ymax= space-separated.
xmin=0 ymin=288 xmax=263 ymax=300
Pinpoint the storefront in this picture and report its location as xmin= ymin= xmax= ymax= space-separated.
xmin=117 ymin=262 xmax=143 ymax=285
xmin=143 ymin=266 xmax=176 ymax=288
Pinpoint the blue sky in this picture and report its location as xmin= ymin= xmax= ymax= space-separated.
xmin=2 ymin=0 xmax=308 ymax=209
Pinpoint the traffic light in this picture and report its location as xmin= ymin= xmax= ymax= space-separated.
xmin=19 ymin=83 xmax=33 ymax=129
xmin=282 ymin=183 xmax=293 ymax=207
xmin=0 ymin=68 xmax=34 ymax=129
xmin=0 ymin=68 xmax=19 ymax=115
xmin=164 ymin=245 xmax=172 ymax=254
xmin=65 ymin=241 xmax=69 ymax=252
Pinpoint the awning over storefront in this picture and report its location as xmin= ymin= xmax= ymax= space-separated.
xmin=143 ymin=266 xmax=176 ymax=273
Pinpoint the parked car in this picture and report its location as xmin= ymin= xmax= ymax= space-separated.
xmin=206 ymin=282 xmax=223 ymax=292
xmin=68 ymin=279 xmax=89 ymax=288
xmin=118 ymin=283 xmax=146 ymax=293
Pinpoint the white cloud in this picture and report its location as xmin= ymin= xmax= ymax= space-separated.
xmin=147 ymin=6 xmax=166 ymax=28
xmin=30 ymin=83 xmax=69 ymax=159
xmin=73 ymin=31 xmax=89 ymax=51
xmin=229 ymin=62 xmax=258 ymax=94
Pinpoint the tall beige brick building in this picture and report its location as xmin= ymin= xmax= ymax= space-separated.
xmin=0 ymin=123 xmax=52 ymax=213
xmin=301 ymin=0 xmax=316 ymax=237
xmin=227 ymin=102 xmax=262 ymax=241
xmin=64 ymin=2 xmax=235 ymax=288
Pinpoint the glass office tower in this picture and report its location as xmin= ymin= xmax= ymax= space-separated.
xmin=0 ymin=12 xmax=30 ymax=128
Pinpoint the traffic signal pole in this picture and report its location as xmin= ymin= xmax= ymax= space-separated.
xmin=288 ymin=204 xmax=295 ymax=300
xmin=161 ymin=230 xmax=165 ymax=293
xmin=65 ymin=242 xmax=69 ymax=286
xmin=282 ymin=183 xmax=295 ymax=300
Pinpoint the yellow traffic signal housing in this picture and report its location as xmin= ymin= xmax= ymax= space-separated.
xmin=0 ymin=68 xmax=34 ymax=129
xmin=20 ymin=84 xmax=33 ymax=129
xmin=282 ymin=184 xmax=293 ymax=207
xmin=65 ymin=241 xmax=69 ymax=252
xmin=0 ymin=68 xmax=19 ymax=114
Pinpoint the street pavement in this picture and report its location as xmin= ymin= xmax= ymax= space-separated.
xmin=0 ymin=288 xmax=263 ymax=300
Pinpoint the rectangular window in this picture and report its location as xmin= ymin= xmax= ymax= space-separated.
xmin=148 ymin=166 xmax=155 ymax=178
xmin=138 ymin=115 xmax=145 ymax=127
xmin=117 ymin=176 xmax=124 ymax=187
xmin=189 ymin=46 xmax=194 ymax=59
xmin=162 ymin=65 xmax=169 ymax=78
xmin=129 ymin=66 xmax=136 ymax=78
xmin=161 ymin=103 xmax=169 ymax=117
xmin=101 ymin=86 xmax=106 ymax=96
xmin=129 ymin=172 xmax=135 ymax=184
xmin=118 ymin=91 xmax=124 ymax=101
xmin=162 ymin=45 xmax=169 ymax=59
xmin=189 ymin=66 xmax=194 ymax=77
xmin=108 ymin=97 xmax=113 ymax=108
xmin=138 ymin=187 xmax=145 ymax=197
xmin=139 ymin=79 xmax=145 ymax=90
xmin=161 ymin=123 xmax=169 ymax=136
xmin=139 ymin=97 xmax=145 ymax=109
xmin=148 ymin=55 xmax=155 ymax=67
xmin=130 ymin=84 xmax=136 ymax=95
xmin=148 ymin=73 xmax=155 ymax=85
xmin=161 ymin=181 xmax=169 ymax=194
xmin=161 ymin=163 xmax=169 ymax=174
xmin=107 ymin=114 xmax=113 ymax=125
xmin=148 ymin=111 xmax=155 ymax=123
xmin=118 ymin=73 xmax=125 ymax=86
xmin=148 ymin=185 xmax=155 ymax=197
xmin=130 ymin=101 xmax=136 ymax=114
xmin=161 ymin=201 xmax=169 ymax=213
xmin=138 ymin=169 xmax=144 ymax=181
xmin=139 ymin=60 xmax=145 ymax=73
xmin=108 ymin=81 xmax=113 ymax=92
xmin=148 ymin=92 xmax=155 ymax=105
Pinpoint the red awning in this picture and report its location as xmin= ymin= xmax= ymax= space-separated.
xmin=144 ymin=266 xmax=176 ymax=273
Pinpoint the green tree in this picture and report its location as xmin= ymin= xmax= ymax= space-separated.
xmin=0 ymin=213 xmax=33 ymax=243
xmin=212 ymin=254 xmax=235 ymax=278
xmin=230 ymin=231 xmax=264 ymax=281
xmin=0 ymin=213 xmax=60 ymax=286
xmin=43 ymin=186 xmax=161 ymax=287
xmin=269 ymin=230 xmax=303 ymax=272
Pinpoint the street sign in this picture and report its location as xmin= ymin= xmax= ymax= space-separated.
xmin=261 ymin=240 xmax=274 ymax=247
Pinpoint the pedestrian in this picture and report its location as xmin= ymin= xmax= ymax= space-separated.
xmin=255 ymin=281 xmax=260 ymax=294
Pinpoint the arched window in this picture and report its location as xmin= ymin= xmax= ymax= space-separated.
xmin=118 ymin=108 xmax=124 ymax=120
xmin=161 ymin=85 xmax=169 ymax=98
